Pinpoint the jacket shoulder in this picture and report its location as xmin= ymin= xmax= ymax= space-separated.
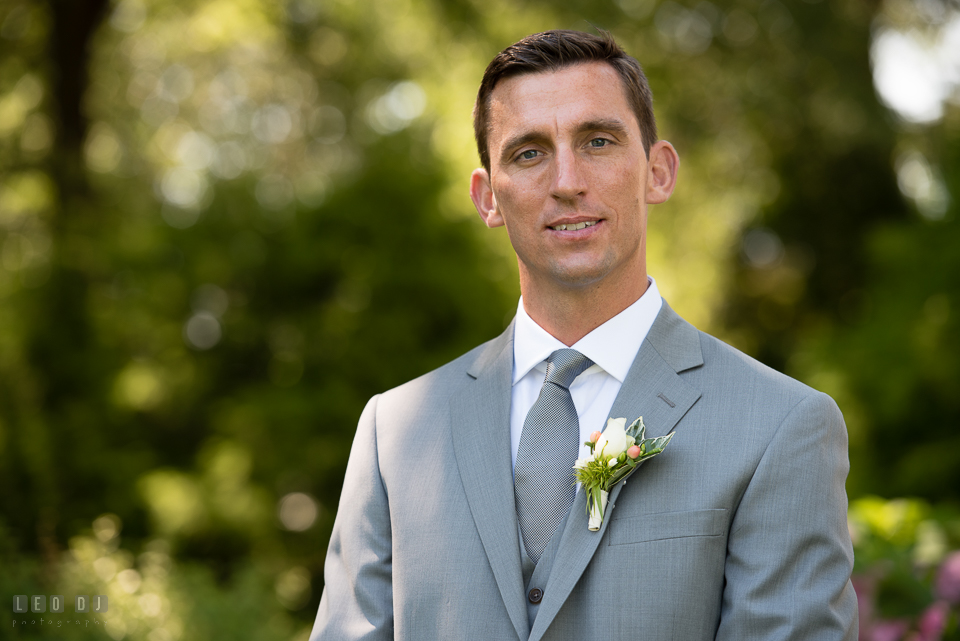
xmin=378 ymin=327 xmax=509 ymax=405
xmin=694 ymin=328 xmax=840 ymax=416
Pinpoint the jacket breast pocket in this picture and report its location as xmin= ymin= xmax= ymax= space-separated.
xmin=606 ymin=508 xmax=728 ymax=546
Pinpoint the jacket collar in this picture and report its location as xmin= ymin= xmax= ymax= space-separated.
xmin=453 ymin=320 xmax=529 ymax=640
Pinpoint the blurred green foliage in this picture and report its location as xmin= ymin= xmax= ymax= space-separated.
xmin=0 ymin=0 xmax=958 ymax=638
xmin=850 ymin=497 xmax=960 ymax=639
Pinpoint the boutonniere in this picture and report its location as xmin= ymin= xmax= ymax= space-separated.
xmin=573 ymin=416 xmax=674 ymax=531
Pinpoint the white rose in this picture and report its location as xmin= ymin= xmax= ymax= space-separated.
xmin=594 ymin=417 xmax=627 ymax=460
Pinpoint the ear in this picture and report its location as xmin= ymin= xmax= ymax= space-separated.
xmin=470 ymin=168 xmax=504 ymax=228
xmin=645 ymin=140 xmax=679 ymax=205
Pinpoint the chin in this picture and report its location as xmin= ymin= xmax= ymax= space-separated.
xmin=549 ymin=265 xmax=611 ymax=289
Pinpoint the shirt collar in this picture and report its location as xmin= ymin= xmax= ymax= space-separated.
xmin=512 ymin=277 xmax=663 ymax=385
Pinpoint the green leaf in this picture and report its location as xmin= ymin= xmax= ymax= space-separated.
xmin=625 ymin=416 xmax=646 ymax=441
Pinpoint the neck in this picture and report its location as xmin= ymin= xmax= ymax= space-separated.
xmin=520 ymin=270 xmax=649 ymax=346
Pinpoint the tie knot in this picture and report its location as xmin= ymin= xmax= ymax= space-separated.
xmin=543 ymin=349 xmax=593 ymax=389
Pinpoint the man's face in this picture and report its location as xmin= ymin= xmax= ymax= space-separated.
xmin=470 ymin=62 xmax=676 ymax=297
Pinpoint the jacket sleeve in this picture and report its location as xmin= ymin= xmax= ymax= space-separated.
xmin=310 ymin=395 xmax=394 ymax=641
xmin=715 ymin=392 xmax=859 ymax=640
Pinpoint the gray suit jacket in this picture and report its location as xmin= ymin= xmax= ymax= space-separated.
xmin=311 ymin=301 xmax=858 ymax=640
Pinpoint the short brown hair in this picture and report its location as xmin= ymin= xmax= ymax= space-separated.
xmin=473 ymin=29 xmax=657 ymax=172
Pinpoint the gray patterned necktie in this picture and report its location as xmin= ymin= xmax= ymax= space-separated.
xmin=514 ymin=348 xmax=594 ymax=563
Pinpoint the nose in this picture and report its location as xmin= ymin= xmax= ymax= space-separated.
xmin=550 ymin=146 xmax=586 ymax=201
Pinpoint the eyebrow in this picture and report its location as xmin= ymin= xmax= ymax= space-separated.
xmin=498 ymin=118 xmax=632 ymax=165
xmin=499 ymin=131 xmax=546 ymax=165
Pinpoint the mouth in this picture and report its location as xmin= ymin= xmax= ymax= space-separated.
xmin=549 ymin=220 xmax=598 ymax=231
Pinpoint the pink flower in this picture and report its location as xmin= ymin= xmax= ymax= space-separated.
xmin=917 ymin=601 xmax=949 ymax=641
xmin=935 ymin=551 xmax=960 ymax=604
xmin=589 ymin=430 xmax=602 ymax=444
xmin=627 ymin=445 xmax=641 ymax=459
xmin=870 ymin=619 xmax=908 ymax=641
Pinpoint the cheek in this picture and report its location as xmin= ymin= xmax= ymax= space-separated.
xmin=607 ymin=170 xmax=646 ymax=216
xmin=494 ymin=180 xmax=539 ymax=218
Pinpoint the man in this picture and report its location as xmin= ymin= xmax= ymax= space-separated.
xmin=311 ymin=30 xmax=857 ymax=640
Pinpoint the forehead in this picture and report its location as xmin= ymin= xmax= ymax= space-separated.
xmin=486 ymin=62 xmax=637 ymax=142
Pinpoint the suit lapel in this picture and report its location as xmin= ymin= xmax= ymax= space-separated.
xmin=451 ymin=322 xmax=529 ymax=641
xmin=528 ymin=301 xmax=703 ymax=641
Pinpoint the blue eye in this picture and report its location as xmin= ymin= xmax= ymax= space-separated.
xmin=590 ymin=138 xmax=610 ymax=148
xmin=519 ymin=150 xmax=539 ymax=160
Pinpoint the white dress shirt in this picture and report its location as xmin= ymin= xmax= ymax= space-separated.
xmin=510 ymin=277 xmax=663 ymax=472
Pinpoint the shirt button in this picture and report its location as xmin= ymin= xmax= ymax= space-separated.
xmin=528 ymin=588 xmax=543 ymax=604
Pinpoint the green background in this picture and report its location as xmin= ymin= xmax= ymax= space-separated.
xmin=1 ymin=0 xmax=958 ymax=638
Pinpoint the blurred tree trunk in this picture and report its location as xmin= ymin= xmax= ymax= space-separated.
xmin=22 ymin=0 xmax=110 ymax=569
xmin=47 ymin=0 xmax=109 ymax=193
